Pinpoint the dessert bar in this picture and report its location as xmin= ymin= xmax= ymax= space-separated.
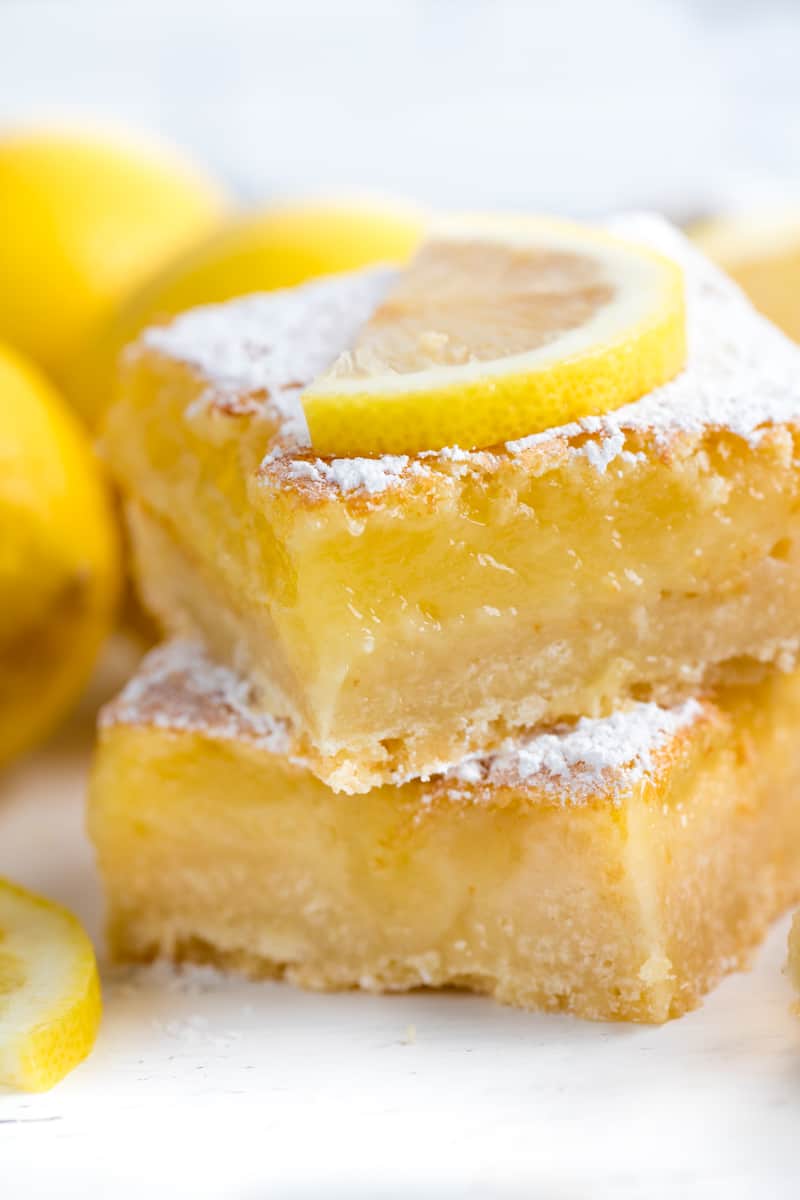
xmin=90 ymin=641 xmax=800 ymax=1023
xmin=105 ymin=216 xmax=800 ymax=791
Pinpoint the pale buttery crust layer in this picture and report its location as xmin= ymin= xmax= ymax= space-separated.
xmin=105 ymin=214 xmax=800 ymax=792
xmin=90 ymin=643 xmax=800 ymax=1023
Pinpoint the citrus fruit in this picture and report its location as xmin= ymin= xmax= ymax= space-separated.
xmin=68 ymin=198 xmax=422 ymax=428
xmin=0 ymin=343 xmax=119 ymax=767
xmin=301 ymin=215 xmax=687 ymax=455
xmin=691 ymin=210 xmax=800 ymax=341
xmin=0 ymin=877 xmax=101 ymax=1091
xmin=0 ymin=127 xmax=228 ymax=388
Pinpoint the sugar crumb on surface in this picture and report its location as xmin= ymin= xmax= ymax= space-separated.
xmin=106 ymin=960 xmax=233 ymax=997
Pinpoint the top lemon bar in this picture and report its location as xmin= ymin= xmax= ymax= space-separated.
xmin=106 ymin=214 xmax=800 ymax=792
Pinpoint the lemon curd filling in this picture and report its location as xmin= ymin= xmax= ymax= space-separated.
xmin=90 ymin=641 xmax=800 ymax=1024
xmin=104 ymin=215 xmax=800 ymax=792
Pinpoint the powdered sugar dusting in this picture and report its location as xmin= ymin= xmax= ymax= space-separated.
xmin=105 ymin=641 xmax=706 ymax=804
xmin=281 ymin=215 xmax=800 ymax=493
xmin=137 ymin=216 xmax=800 ymax=498
xmin=286 ymin=454 xmax=422 ymax=495
xmin=444 ymin=697 xmax=704 ymax=801
xmin=505 ymin=213 xmax=800 ymax=468
xmin=137 ymin=214 xmax=800 ymax=498
xmin=139 ymin=269 xmax=395 ymax=446
xmin=100 ymin=640 xmax=294 ymax=757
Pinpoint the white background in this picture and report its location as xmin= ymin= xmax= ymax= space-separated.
xmin=1 ymin=0 xmax=799 ymax=217
xmin=2 ymin=2 xmax=800 ymax=1196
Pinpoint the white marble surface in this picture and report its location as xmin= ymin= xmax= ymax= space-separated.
xmin=1 ymin=665 xmax=800 ymax=1200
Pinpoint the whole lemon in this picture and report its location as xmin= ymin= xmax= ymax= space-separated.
xmin=0 ymin=343 xmax=120 ymax=767
xmin=691 ymin=210 xmax=800 ymax=342
xmin=0 ymin=127 xmax=228 ymax=389
xmin=68 ymin=198 xmax=423 ymax=428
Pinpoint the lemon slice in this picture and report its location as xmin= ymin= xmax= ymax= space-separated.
xmin=0 ymin=879 xmax=101 ymax=1092
xmin=301 ymin=215 xmax=686 ymax=455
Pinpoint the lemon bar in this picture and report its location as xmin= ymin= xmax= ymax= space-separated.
xmin=90 ymin=641 xmax=800 ymax=1024
xmin=788 ymin=913 xmax=800 ymax=996
xmin=105 ymin=215 xmax=800 ymax=792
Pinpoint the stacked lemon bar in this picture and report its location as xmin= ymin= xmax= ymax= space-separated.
xmin=91 ymin=214 xmax=800 ymax=1022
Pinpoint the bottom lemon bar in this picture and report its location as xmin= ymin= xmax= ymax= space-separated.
xmin=788 ymin=915 xmax=800 ymax=997
xmin=89 ymin=643 xmax=800 ymax=1023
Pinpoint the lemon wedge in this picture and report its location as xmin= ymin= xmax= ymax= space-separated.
xmin=0 ymin=879 xmax=101 ymax=1092
xmin=301 ymin=215 xmax=686 ymax=455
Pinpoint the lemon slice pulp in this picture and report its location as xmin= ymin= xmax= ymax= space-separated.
xmin=0 ymin=879 xmax=101 ymax=1092
xmin=302 ymin=215 xmax=686 ymax=455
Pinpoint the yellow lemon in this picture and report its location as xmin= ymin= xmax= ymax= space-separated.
xmin=68 ymin=198 xmax=423 ymax=428
xmin=0 ymin=878 xmax=101 ymax=1091
xmin=691 ymin=210 xmax=800 ymax=342
xmin=0 ymin=127 xmax=228 ymax=389
xmin=0 ymin=344 xmax=119 ymax=767
xmin=302 ymin=214 xmax=687 ymax=456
